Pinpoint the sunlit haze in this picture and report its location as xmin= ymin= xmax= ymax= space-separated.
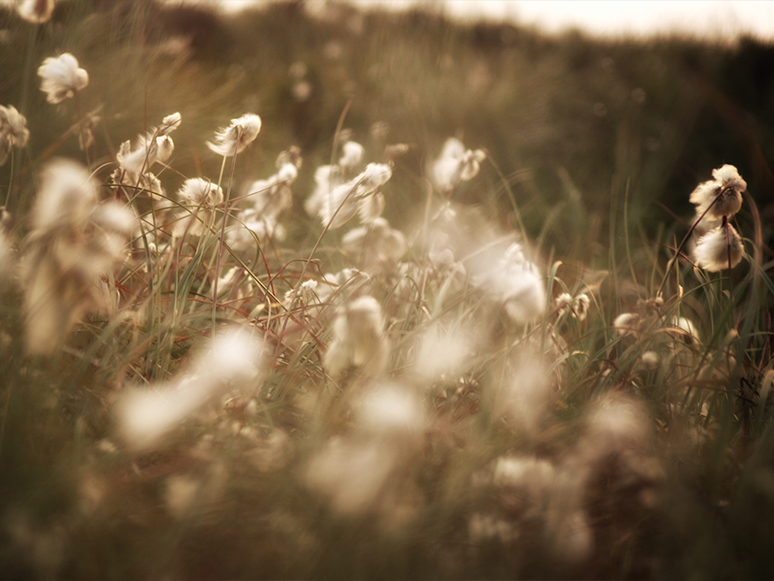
xmin=211 ymin=0 xmax=774 ymax=41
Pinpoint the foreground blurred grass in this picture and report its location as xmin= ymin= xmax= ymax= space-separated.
xmin=1 ymin=1 xmax=774 ymax=580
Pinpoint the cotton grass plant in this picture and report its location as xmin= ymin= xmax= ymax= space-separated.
xmin=1 ymin=6 xmax=774 ymax=581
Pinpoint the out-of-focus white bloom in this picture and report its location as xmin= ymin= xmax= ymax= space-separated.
xmin=340 ymin=217 xmax=407 ymax=269
xmin=641 ymin=351 xmax=660 ymax=369
xmin=339 ymin=140 xmax=364 ymax=170
xmin=117 ymin=135 xmax=172 ymax=178
xmin=227 ymin=210 xmax=286 ymax=250
xmin=555 ymin=292 xmax=572 ymax=315
xmin=573 ymin=293 xmax=590 ymax=321
xmin=468 ymin=513 xmax=515 ymax=544
xmin=613 ymin=312 xmax=640 ymax=336
xmin=432 ymin=137 xmax=486 ymax=192
xmin=116 ymin=328 xmax=264 ymax=450
xmin=356 ymin=384 xmax=425 ymax=443
xmin=693 ymin=224 xmax=743 ymax=272
xmin=30 ymin=158 xmax=97 ymax=233
xmin=285 ymin=279 xmax=319 ymax=306
xmin=115 ymin=112 xmax=181 ymax=181
xmin=37 ymin=53 xmax=88 ymax=104
xmin=584 ymin=395 xmax=650 ymax=456
xmin=414 ymin=322 xmax=473 ymax=380
xmin=318 ymin=163 xmax=392 ymax=229
xmin=493 ymin=455 xmax=556 ymax=494
xmin=22 ymin=159 xmax=134 ymax=355
xmin=17 ymin=0 xmax=56 ymax=23
xmin=207 ymin=113 xmax=261 ymax=156
xmin=304 ymin=165 xmax=344 ymax=217
xmin=324 ymin=295 xmax=389 ymax=378
xmin=494 ymin=350 xmax=551 ymax=434
xmin=305 ymin=437 xmax=397 ymax=515
xmin=689 ymin=164 xmax=745 ymax=220
xmin=174 ymin=178 xmax=223 ymax=237
xmin=0 ymin=105 xmax=29 ymax=166
xmin=672 ymin=316 xmax=700 ymax=343
xmin=554 ymin=292 xmax=590 ymax=321
xmin=475 ymin=242 xmax=546 ymax=324
xmin=315 ymin=268 xmax=371 ymax=303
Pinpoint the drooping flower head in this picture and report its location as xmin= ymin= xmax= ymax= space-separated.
xmin=689 ymin=164 xmax=745 ymax=220
xmin=0 ymin=105 xmax=30 ymax=166
xmin=17 ymin=0 xmax=56 ymax=23
xmin=38 ymin=53 xmax=89 ymax=104
xmin=207 ymin=113 xmax=261 ymax=156
xmin=693 ymin=224 xmax=744 ymax=272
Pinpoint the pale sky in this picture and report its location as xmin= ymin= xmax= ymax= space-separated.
xmin=213 ymin=0 xmax=774 ymax=41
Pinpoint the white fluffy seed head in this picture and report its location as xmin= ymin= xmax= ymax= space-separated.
xmin=689 ymin=164 xmax=745 ymax=220
xmin=693 ymin=224 xmax=743 ymax=272
xmin=38 ymin=53 xmax=89 ymax=104
xmin=207 ymin=113 xmax=261 ymax=156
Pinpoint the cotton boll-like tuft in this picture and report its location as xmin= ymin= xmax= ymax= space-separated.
xmin=207 ymin=113 xmax=261 ymax=156
xmin=689 ymin=164 xmax=745 ymax=220
xmin=693 ymin=224 xmax=743 ymax=272
xmin=0 ymin=105 xmax=30 ymax=166
xmin=613 ymin=312 xmax=640 ymax=336
xmin=38 ymin=53 xmax=88 ymax=104
xmin=672 ymin=316 xmax=700 ymax=343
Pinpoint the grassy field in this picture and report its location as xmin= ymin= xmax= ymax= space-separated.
xmin=1 ymin=1 xmax=774 ymax=579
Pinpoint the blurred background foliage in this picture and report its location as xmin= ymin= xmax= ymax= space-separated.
xmin=1 ymin=0 xmax=772 ymax=264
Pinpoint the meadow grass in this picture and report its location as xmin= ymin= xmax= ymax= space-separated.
xmin=1 ymin=1 xmax=773 ymax=579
